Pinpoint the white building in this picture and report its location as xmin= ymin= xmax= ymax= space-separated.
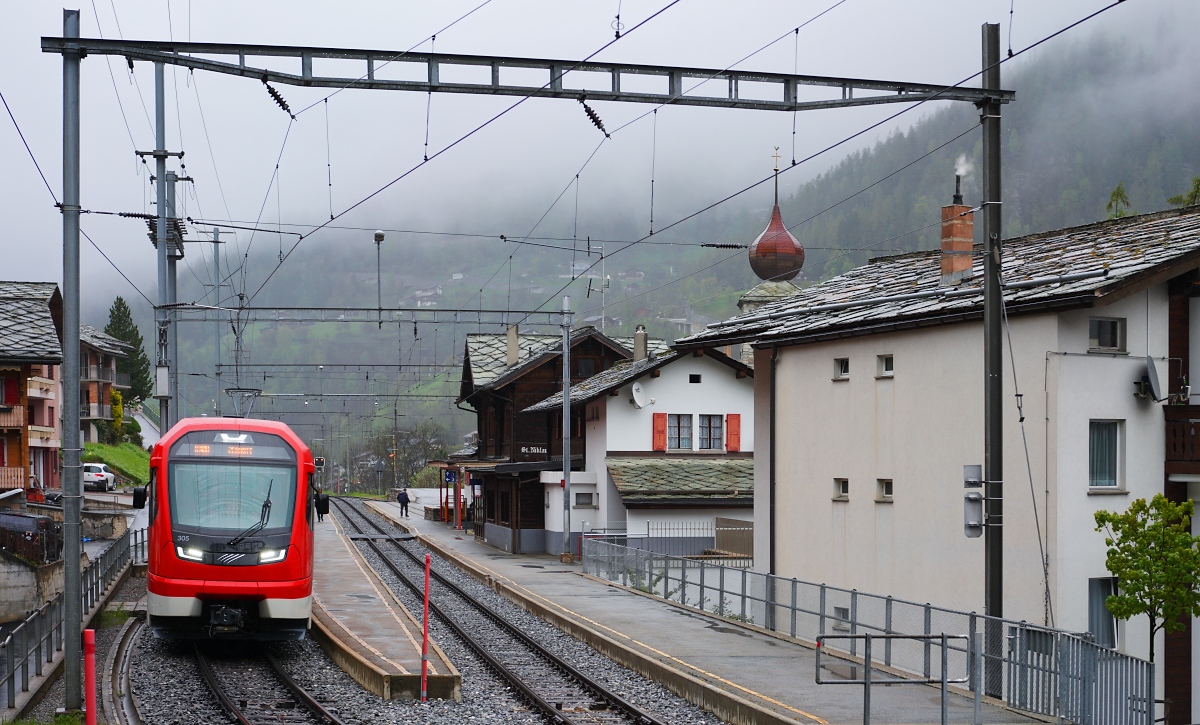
xmin=524 ymin=327 xmax=755 ymax=553
xmin=678 ymin=205 xmax=1200 ymax=716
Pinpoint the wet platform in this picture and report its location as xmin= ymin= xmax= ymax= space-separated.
xmin=366 ymin=495 xmax=1039 ymax=725
xmin=312 ymin=514 xmax=460 ymax=700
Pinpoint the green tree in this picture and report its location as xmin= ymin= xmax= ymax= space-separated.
xmin=1093 ymin=494 xmax=1200 ymax=662
xmin=1168 ymin=176 xmax=1200 ymax=207
xmin=104 ymin=297 xmax=152 ymax=403
xmin=110 ymin=389 xmax=124 ymax=445
xmin=1106 ymin=181 xmax=1132 ymax=219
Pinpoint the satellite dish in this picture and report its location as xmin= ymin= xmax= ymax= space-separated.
xmin=631 ymin=382 xmax=648 ymax=409
xmin=1142 ymin=357 xmax=1161 ymax=403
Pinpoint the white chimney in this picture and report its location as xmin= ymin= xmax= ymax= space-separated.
xmin=506 ymin=325 xmax=519 ymax=367
xmin=633 ymin=324 xmax=648 ymax=362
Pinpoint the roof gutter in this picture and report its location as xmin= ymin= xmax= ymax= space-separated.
xmin=769 ymin=344 xmax=778 ymax=577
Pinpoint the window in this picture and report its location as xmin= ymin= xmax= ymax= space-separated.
xmin=877 ymin=354 xmax=894 ymax=377
xmin=689 ymin=374 xmax=702 ymax=384
xmin=698 ymin=414 xmax=723 ymax=450
xmin=667 ymin=414 xmax=692 ymax=450
xmin=1088 ymin=318 xmax=1125 ymax=353
xmin=577 ymin=358 xmax=595 ymax=377
xmin=574 ymin=492 xmax=595 ymax=507
xmin=1089 ymin=420 xmax=1121 ymax=488
xmin=833 ymin=478 xmax=849 ymax=500
xmin=1088 ymin=577 xmax=1118 ymax=648
xmin=832 ymin=605 xmax=851 ymax=632
xmin=876 ymin=479 xmax=893 ymax=502
xmin=834 ymin=357 xmax=850 ymax=379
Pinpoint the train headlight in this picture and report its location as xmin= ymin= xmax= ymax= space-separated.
xmin=259 ymin=548 xmax=288 ymax=563
xmin=176 ymin=546 xmax=204 ymax=562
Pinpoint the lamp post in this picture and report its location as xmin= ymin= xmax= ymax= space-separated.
xmin=374 ymin=230 xmax=384 ymax=328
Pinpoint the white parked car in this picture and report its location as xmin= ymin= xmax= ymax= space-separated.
xmin=82 ymin=464 xmax=115 ymax=492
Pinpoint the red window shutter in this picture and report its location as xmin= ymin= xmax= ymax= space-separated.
xmin=726 ymin=414 xmax=741 ymax=452
xmin=3 ymin=377 xmax=17 ymax=405
xmin=652 ymin=412 xmax=667 ymax=451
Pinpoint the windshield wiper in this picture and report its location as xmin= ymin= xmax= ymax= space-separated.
xmin=228 ymin=480 xmax=273 ymax=546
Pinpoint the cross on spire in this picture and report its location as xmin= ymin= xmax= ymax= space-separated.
xmin=773 ymin=146 xmax=780 ymax=205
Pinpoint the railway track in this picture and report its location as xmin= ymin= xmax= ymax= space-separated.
xmin=104 ymin=617 xmax=145 ymax=725
xmin=193 ymin=643 xmax=347 ymax=725
xmin=331 ymin=496 xmax=669 ymax=725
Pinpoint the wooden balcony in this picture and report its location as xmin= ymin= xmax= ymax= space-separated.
xmin=0 ymin=467 xmax=26 ymax=490
xmin=1164 ymin=406 xmax=1200 ymax=474
xmin=0 ymin=405 xmax=26 ymax=428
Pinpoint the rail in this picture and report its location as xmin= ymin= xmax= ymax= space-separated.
xmin=1 ymin=527 xmax=139 ymax=712
xmin=582 ymin=537 xmax=1155 ymax=724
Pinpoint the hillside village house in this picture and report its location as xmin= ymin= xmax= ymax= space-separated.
xmin=79 ymin=325 xmax=132 ymax=444
xmin=523 ymin=326 xmax=754 ymax=553
xmin=679 ymin=204 xmax=1200 ymax=720
xmin=0 ymin=283 xmax=64 ymax=497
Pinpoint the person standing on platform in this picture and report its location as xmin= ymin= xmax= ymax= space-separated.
xmin=315 ymin=488 xmax=330 ymax=522
xmin=398 ymin=487 xmax=410 ymax=517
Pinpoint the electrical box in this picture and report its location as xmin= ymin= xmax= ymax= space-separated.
xmin=153 ymin=365 xmax=170 ymax=399
xmin=964 ymin=492 xmax=984 ymax=538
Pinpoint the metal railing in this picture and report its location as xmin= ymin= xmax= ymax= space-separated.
xmin=582 ymin=538 xmax=1155 ymax=724
xmin=0 ymin=527 xmax=137 ymax=710
xmin=79 ymin=403 xmax=112 ymax=420
xmin=113 ymin=372 xmax=131 ymax=388
xmin=81 ymin=366 xmax=115 ymax=383
xmin=0 ymin=527 xmax=63 ymax=566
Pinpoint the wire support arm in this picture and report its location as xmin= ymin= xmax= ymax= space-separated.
xmin=40 ymin=37 xmax=1015 ymax=113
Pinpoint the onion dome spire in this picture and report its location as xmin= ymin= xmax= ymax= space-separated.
xmin=748 ymin=148 xmax=805 ymax=281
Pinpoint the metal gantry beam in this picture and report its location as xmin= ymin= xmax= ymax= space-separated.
xmin=168 ymin=304 xmax=568 ymax=326
xmin=40 ymin=37 xmax=1014 ymax=113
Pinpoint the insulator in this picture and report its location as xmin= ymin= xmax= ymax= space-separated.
xmin=702 ymin=243 xmax=748 ymax=249
xmin=262 ymin=80 xmax=294 ymax=118
xmin=580 ymin=101 xmax=610 ymax=138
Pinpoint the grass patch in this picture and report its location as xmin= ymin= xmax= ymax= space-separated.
xmin=82 ymin=442 xmax=150 ymax=486
xmin=341 ymin=491 xmax=387 ymax=500
xmin=98 ymin=604 xmax=131 ymax=628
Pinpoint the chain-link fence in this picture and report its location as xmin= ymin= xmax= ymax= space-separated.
xmin=1 ymin=527 xmax=136 ymax=711
xmin=582 ymin=538 xmax=1154 ymax=724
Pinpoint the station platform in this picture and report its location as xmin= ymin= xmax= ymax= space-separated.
xmin=366 ymin=495 xmax=1039 ymax=725
xmin=312 ymin=513 xmax=460 ymax=700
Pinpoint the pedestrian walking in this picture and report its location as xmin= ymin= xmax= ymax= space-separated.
xmin=398 ymin=487 xmax=410 ymax=517
xmin=315 ymin=488 xmax=330 ymax=522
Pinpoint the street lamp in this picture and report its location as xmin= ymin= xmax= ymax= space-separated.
xmin=374 ymin=230 xmax=384 ymax=328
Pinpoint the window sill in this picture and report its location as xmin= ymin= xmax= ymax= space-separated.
xmin=831 ymin=377 xmax=850 ymax=383
xmin=875 ymin=497 xmax=894 ymax=504
xmin=1087 ymin=488 xmax=1128 ymax=495
xmin=831 ymin=495 xmax=849 ymax=502
xmin=1086 ymin=348 xmax=1128 ymax=356
xmin=874 ymin=375 xmax=894 ymax=380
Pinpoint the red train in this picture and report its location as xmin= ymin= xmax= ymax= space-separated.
xmin=133 ymin=418 xmax=315 ymax=639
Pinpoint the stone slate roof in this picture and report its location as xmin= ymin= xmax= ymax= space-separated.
xmin=677 ymin=207 xmax=1200 ymax=349
xmin=80 ymin=325 xmax=133 ymax=357
xmin=464 ymin=333 xmax=559 ymax=388
xmin=606 ymin=457 xmax=753 ymax=506
xmin=523 ymin=352 xmax=680 ymax=412
xmin=0 ymin=282 xmax=62 ymax=364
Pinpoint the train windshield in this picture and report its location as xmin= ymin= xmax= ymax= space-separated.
xmin=167 ymin=431 xmax=298 ymax=536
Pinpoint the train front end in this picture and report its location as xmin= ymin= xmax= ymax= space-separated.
xmin=139 ymin=418 xmax=315 ymax=640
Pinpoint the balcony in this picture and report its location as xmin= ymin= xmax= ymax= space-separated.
xmin=28 ymin=425 xmax=60 ymax=448
xmin=0 ymin=405 xmax=27 ymax=428
xmin=80 ymin=403 xmax=112 ymax=420
xmin=0 ymin=467 xmax=25 ymax=490
xmin=114 ymin=372 xmax=131 ymax=389
xmin=81 ymin=366 xmax=115 ymax=383
xmin=26 ymin=376 xmax=56 ymax=399
xmin=1164 ymin=406 xmax=1200 ymax=474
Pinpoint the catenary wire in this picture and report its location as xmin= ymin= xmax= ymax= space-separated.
xmin=247 ymin=0 xmax=684 ymax=304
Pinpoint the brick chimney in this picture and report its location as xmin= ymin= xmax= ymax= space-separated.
xmin=633 ymin=324 xmax=648 ymax=362
xmin=941 ymin=175 xmax=974 ymax=286
xmin=506 ymin=325 xmax=519 ymax=367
